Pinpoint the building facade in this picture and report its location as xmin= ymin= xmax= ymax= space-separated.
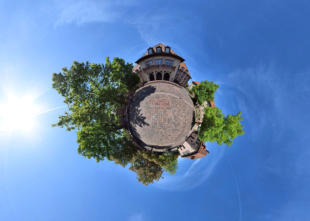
xmin=133 ymin=43 xmax=191 ymax=87
xmin=179 ymin=132 xmax=209 ymax=159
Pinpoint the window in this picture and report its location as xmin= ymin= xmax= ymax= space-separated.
xmin=156 ymin=47 xmax=162 ymax=53
xmin=149 ymin=73 xmax=155 ymax=81
xmin=164 ymin=73 xmax=170 ymax=81
xmin=165 ymin=47 xmax=170 ymax=53
xmin=165 ymin=59 xmax=174 ymax=66
xmin=146 ymin=60 xmax=153 ymax=67
xmin=156 ymin=72 xmax=162 ymax=80
xmin=148 ymin=48 xmax=153 ymax=55
xmin=155 ymin=59 xmax=162 ymax=65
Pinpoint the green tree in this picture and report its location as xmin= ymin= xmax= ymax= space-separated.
xmin=199 ymin=107 xmax=244 ymax=146
xmin=129 ymin=151 xmax=178 ymax=185
xmin=52 ymin=57 xmax=178 ymax=185
xmin=190 ymin=80 xmax=219 ymax=104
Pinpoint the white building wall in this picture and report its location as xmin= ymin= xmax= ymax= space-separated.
xmin=178 ymin=141 xmax=197 ymax=156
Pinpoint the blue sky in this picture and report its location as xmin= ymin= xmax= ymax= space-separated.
xmin=0 ymin=0 xmax=309 ymax=220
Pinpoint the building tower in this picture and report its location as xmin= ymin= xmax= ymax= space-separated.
xmin=126 ymin=43 xmax=209 ymax=159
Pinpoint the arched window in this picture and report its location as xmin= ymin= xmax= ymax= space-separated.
xmin=164 ymin=73 xmax=170 ymax=81
xmin=156 ymin=72 xmax=162 ymax=80
xmin=149 ymin=73 xmax=155 ymax=81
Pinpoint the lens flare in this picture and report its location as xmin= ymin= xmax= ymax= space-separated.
xmin=0 ymin=94 xmax=42 ymax=133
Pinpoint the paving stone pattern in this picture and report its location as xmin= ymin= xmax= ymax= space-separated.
xmin=128 ymin=81 xmax=194 ymax=151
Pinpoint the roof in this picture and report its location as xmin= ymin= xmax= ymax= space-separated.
xmin=135 ymin=43 xmax=185 ymax=63
xmin=144 ymin=43 xmax=177 ymax=56
xmin=178 ymin=62 xmax=190 ymax=76
xmin=209 ymin=100 xmax=216 ymax=108
xmin=185 ymin=142 xmax=209 ymax=160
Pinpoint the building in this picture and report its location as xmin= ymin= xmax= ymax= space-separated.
xmin=179 ymin=132 xmax=209 ymax=159
xmin=133 ymin=43 xmax=191 ymax=87
xmin=185 ymin=142 xmax=209 ymax=160
xmin=126 ymin=43 xmax=209 ymax=160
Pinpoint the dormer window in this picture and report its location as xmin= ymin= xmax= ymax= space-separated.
xmin=165 ymin=47 xmax=170 ymax=53
xmin=148 ymin=48 xmax=153 ymax=55
xmin=156 ymin=47 xmax=162 ymax=53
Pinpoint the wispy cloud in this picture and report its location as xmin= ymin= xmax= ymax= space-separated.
xmin=51 ymin=0 xmax=183 ymax=45
xmin=128 ymin=213 xmax=144 ymax=221
xmin=219 ymin=64 xmax=310 ymax=220
xmin=154 ymin=145 xmax=225 ymax=191
xmin=184 ymin=158 xmax=201 ymax=177
xmin=53 ymin=0 xmax=137 ymax=26
xmin=126 ymin=12 xmax=176 ymax=45
xmin=222 ymin=63 xmax=310 ymax=144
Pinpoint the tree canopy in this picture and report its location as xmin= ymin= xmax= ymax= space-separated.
xmin=52 ymin=57 xmax=178 ymax=185
xmin=190 ymin=80 xmax=219 ymax=105
xmin=190 ymin=80 xmax=244 ymax=145
xmin=52 ymin=57 xmax=244 ymax=185
xmin=199 ymin=107 xmax=244 ymax=145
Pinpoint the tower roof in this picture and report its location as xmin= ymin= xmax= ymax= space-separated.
xmin=178 ymin=62 xmax=190 ymax=76
xmin=144 ymin=43 xmax=177 ymax=56
xmin=135 ymin=43 xmax=185 ymax=63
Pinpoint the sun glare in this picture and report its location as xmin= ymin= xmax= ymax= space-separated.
xmin=0 ymin=94 xmax=42 ymax=133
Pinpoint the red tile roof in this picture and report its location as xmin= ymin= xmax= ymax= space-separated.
xmin=185 ymin=142 xmax=209 ymax=160
xmin=143 ymin=43 xmax=177 ymax=56
xmin=210 ymin=100 xmax=216 ymax=108
xmin=178 ymin=63 xmax=190 ymax=76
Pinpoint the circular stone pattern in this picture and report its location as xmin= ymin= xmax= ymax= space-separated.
xmin=127 ymin=81 xmax=194 ymax=152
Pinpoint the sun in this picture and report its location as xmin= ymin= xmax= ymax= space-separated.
xmin=0 ymin=94 xmax=42 ymax=133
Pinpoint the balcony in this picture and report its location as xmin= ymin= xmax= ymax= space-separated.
xmin=143 ymin=64 xmax=175 ymax=72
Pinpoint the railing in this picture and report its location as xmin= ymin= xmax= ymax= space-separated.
xmin=143 ymin=64 xmax=175 ymax=72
